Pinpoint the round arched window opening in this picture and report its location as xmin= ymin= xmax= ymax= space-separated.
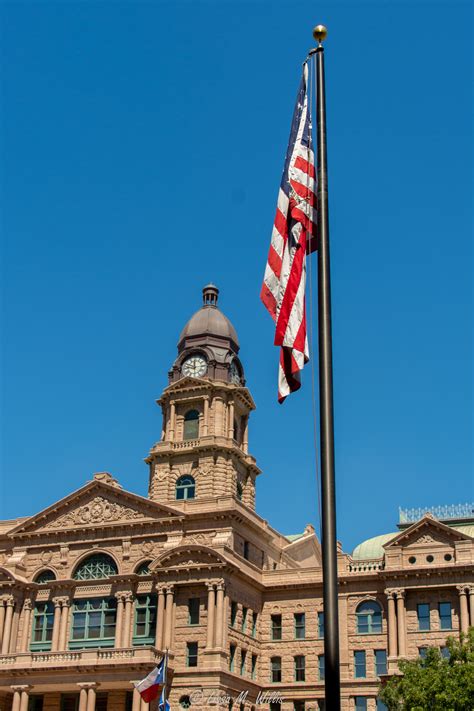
xmin=408 ymin=556 xmax=416 ymax=564
xmin=176 ymin=475 xmax=196 ymax=501
xmin=179 ymin=696 xmax=191 ymax=709
xmin=135 ymin=561 xmax=152 ymax=576
xmin=34 ymin=569 xmax=56 ymax=584
xmin=73 ymin=553 xmax=118 ymax=580
xmin=444 ymin=553 xmax=453 ymax=562
xmin=426 ymin=554 xmax=434 ymax=563
xmin=356 ymin=600 xmax=382 ymax=634
xmin=183 ymin=410 xmax=199 ymax=440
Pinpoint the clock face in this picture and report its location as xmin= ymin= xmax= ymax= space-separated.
xmin=229 ymin=361 xmax=241 ymax=385
xmin=182 ymin=355 xmax=207 ymax=378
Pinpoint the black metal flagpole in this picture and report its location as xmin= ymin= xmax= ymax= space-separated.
xmin=312 ymin=24 xmax=341 ymax=708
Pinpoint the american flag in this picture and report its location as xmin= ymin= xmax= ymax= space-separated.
xmin=260 ymin=62 xmax=316 ymax=402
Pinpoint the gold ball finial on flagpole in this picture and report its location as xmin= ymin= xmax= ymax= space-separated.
xmin=313 ymin=25 xmax=328 ymax=44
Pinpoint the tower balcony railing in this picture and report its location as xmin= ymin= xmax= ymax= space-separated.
xmin=0 ymin=646 xmax=165 ymax=672
xmin=346 ymin=559 xmax=385 ymax=574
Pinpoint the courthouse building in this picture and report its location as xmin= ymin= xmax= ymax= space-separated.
xmin=0 ymin=285 xmax=473 ymax=711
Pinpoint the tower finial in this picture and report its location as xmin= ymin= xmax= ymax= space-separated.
xmin=202 ymin=283 xmax=219 ymax=307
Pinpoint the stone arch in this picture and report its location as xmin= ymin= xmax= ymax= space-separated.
xmin=150 ymin=544 xmax=227 ymax=571
xmin=71 ymin=550 xmax=120 ymax=580
xmin=33 ymin=567 xmax=58 ymax=583
xmin=0 ymin=566 xmax=28 ymax=584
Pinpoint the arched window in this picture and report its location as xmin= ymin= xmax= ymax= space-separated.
xmin=236 ymin=481 xmax=243 ymax=501
xmin=183 ymin=410 xmax=199 ymax=440
xmin=73 ymin=553 xmax=118 ymax=581
xmin=176 ymin=475 xmax=195 ymax=500
xmin=356 ymin=600 xmax=382 ymax=634
xmin=135 ymin=561 xmax=152 ymax=576
xmin=34 ymin=569 xmax=56 ymax=584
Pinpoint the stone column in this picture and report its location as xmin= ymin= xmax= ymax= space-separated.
xmin=11 ymin=688 xmax=21 ymax=711
xmin=457 ymin=586 xmax=469 ymax=634
xmin=86 ymin=685 xmax=98 ymax=711
xmin=115 ymin=594 xmax=125 ymax=647
xmin=228 ymin=401 xmax=235 ymax=439
xmin=58 ymin=599 xmax=70 ymax=651
xmin=203 ymin=397 xmax=209 ymax=436
xmin=155 ymin=587 xmax=166 ymax=650
xmin=0 ymin=598 xmax=6 ymax=647
xmin=20 ymin=599 xmax=33 ymax=653
xmin=206 ymin=583 xmax=215 ymax=649
xmin=214 ymin=580 xmax=225 ymax=648
xmin=169 ymin=402 xmax=176 ymax=441
xmin=131 ymin=688 xmax=141 ymax=711
xmin=243 ymin=417 xmax=249 ymax=454
xmin=163 ymin=587 xmax=174 ymax=651
xmin=78 ymin=686 xmax=88 ymax=711
xmin=122 ymin=593 xmax=134 ymax=648
xmin=385 ymin=590 xmax=398 ymax=658
xmin=1 ymin=597 xmax=15 ymax=654
xmin=468 ymin=586 xmax=474 ymax=627
xmin=51 ymin=598 xmax=62 ymax=652
xmin=396 ymin=590 xmax=406 ymax=657
xmin=19 ymin=688 xmax=30 ymax=711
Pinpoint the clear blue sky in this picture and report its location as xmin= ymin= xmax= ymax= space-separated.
xmin=1 ymin=1 xmax=472 ymax=553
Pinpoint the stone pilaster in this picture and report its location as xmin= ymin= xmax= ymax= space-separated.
xmin=2 ymin=597 xmax=15 ymax=654
xmin=395 ymin=590 xmax=406 ymax=657
xmin=457 ymin=586 xmax=469 ymax=634
xmin=20 ymin=599 xmax=33 ymax=653
xmin=206 ymin=583 xmax=216 ymax=649
xmin=385 ymin=589 xmax=398 ymax=658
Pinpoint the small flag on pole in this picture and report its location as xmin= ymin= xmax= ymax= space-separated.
xmin=159 ymin=688 xmax=171 ymax=711
xmin=135 ymin=656 xmax=166 ymax=703
xmin=261 ymin=62 xmax=316 ymax=402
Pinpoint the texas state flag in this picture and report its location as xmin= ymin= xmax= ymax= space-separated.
xmin=159 ymin=688 xmax=170 ymax=711
xmin=135 ymin=658 xmax=166 ymax=703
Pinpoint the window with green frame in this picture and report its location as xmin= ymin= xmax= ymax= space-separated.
xmin=251 ymin=611 xmax=258 ymax=638
xmin=230 ymin=601 xmax=238 ymax=626
xmin=73 ymin=554 xmax=118 ymax=581
xmin=241 ymin=606 xmax=248 ymax=633
xmin=34 ymin=570 xmax=56 ymax=584
xmin=30 ymin=602 xmax=54 ymax=651
xmin=188 ymin=598 xmax=200 ymax=625
xmin=133 ymin=595 xmax=157 ymax=646
xmin=70 ymin=598 xmax=116 ymax=648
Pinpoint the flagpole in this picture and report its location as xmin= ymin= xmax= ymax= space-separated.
xmin=312 ymin=25 xmax=341 ymax=707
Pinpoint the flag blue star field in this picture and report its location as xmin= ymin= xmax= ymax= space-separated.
xmin=261 ymin=62 xmax=316 ymax=402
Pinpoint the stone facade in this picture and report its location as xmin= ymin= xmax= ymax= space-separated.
xmin=0 ymin=286 xmax=473 ymax=711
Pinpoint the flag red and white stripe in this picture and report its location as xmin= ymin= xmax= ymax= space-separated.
xmin=261 ymin=62 xmax=316 ymax=402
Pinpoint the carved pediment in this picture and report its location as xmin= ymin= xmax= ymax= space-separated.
xmin=384 ymin=515 xmax=472 ymax=551
xmin=151 ymin=544 xmax=227 ymax=571
xmin=9 ymin=480 xmax=181 ymax=537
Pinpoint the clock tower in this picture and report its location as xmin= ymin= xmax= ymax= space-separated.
xmin=146 ymin=284 xmax=260 ymax=508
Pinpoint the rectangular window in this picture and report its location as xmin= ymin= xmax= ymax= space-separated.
xmin=318 ymin=611 xmax=324 ymax=639
xmin=440 ymin=646 xmax=450 ymax=660
xmin=243 ymin=541 xmax=249 ymax=560
xmin=317 ymin=702 xmax=326 ymax=711
xmin=186 ymin=641 xmax=198 ymax=667
xmin=294 ymin=612 xmax=305 ymax=640
xmin=439 ymin=602 xmax=452 ymax=630
xmin=354 ymin=650 xmax=366 ymax=678
xmin=293 ymin=703 xmax=305 ymax=711
xmin=417 ymin=603 xmax=430 ymax=631
xmin=28 ymin=697 xmax=44 ymax=711
xmin=133 ymin=595 xmax=157 ymax=645
xmin=375 ymin=649 xmax=387 ymax=676
xmin=229 ymin=644 xmax=236 ymax=672
xmin=376 ymin=702 xmax=388 ymax=711
xmin=270 ymin=705 xmax=281 ymax=711
xmin=241 ymin=607 xmax=248 ymax=633
xmin=188 ymin=598 xmax=200 ymax=625
xmin=251 ymin=654 xmax=257 ymax=680
xmin=271 ymin=656 xmax=282 ymax=683
xmin=271 ymin=614 xmax=282 ymax=640
xmin=251 ymin=611 xmax=258 ymax=638
xmin=240 ymin=649 xmax=247 ymax=676
xmin=419 ymin=647 xmax=428 ymax=659
xmin=318 ymin=654 xmax=325 ymax=681
xmin=31 ymin=602 xmax=54 ymax=651
xmin=70 ymin=598 xmax=116 ymax=649
xmin=230 ymin=601 xmax=238 ymax=627
xmin=294 ymin=655 xmax=305 ymax=682
xmin=60 ymin=696 xmax=79 ymax=711
xmin=354 ymin=699 xmax=367 ymax=711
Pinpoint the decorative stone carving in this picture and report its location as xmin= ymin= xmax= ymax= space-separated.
xmin=186 ymin=532 xmax=216 ymax=546
xmin=415 ymin=534 xmax=435 ymax=544
xmin=41 ymin=550 xmax=54 ymax=565
xmin=154 ymin=465 xmax=170 ymax=482
xmin=44 ymin=497 xmax=143 ymax=528
xmin=141 ymin=541 xmax=154 ymax=555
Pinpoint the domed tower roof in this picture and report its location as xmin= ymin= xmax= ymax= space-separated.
xmin=169 ymin=285 xmax=245 ymax=386
xmin=178 ymin=284 xmax=239 ymax=351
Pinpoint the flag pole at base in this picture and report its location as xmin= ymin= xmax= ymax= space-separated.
xmin=312 ymin=24 xmax=342 ymax=708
